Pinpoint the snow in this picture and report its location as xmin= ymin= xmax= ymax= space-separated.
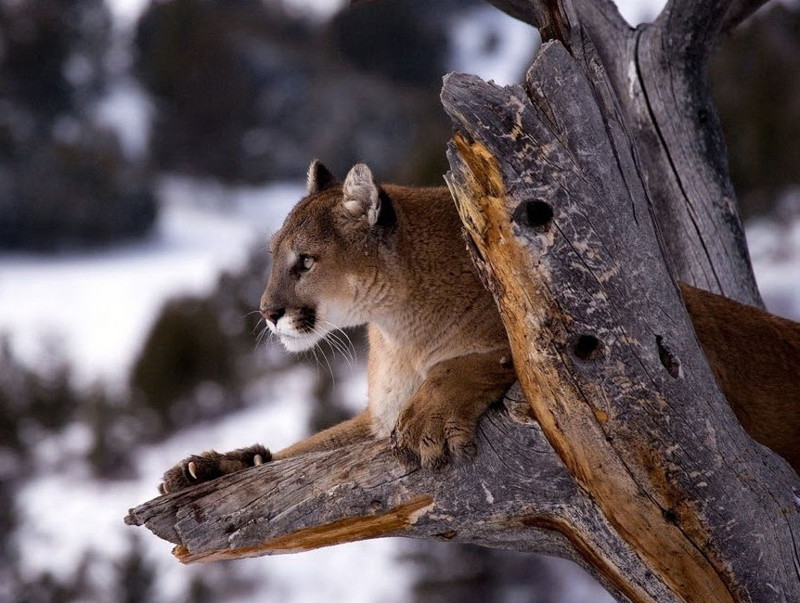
xmin=281 ymin=0 xmax=346 ymax=22
xmin=16 ymin=340 xmax=402 ymax=602
xmin=745 ymin=189 xmax=800 ymax=320
xmin=104 ymin=0 xmax=151 ymax=29
xmin=448 ymin=6 xmax=541 ymax=86
xmin=16 ymin=363 xmax=403 ymax=603
xmin=104 ymin=0 xmax=348 ymax=28
xmin=0 ymin=178 xmax=302 ymax=386
xmin=614 ymin=0 xmax=667 ymax=25
xmin=94 ymin=78 xmax=153 ymax=159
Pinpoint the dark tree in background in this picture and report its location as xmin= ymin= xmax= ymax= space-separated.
xmin=134 ymin=0 xmax=469 ymax=184
xmin=1 ymin=0 xmax=798 ymax=254
xmin=329 ymin=0 xmax=448 ymax=86
xmin=711 ymin=3 xmax=800 ymax=218
xmin=0 ymin=0 xmax=157 ymax=252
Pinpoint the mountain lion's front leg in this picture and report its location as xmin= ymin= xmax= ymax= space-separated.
xmin=271 ymin=409 xmax=373 ymax=459
xmin=391 ymin=350 xmax=516 ymax=469
xmin=159 ymin=410 xmax=373 ymax=493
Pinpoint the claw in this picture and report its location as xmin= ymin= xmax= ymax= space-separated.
xmin=254 ymin=454 xmax=264 ymax=466
xmin=160 ymin=482 xmax=169 ymax=495
xmin=188 ymin=461 xmax=198 ymax=480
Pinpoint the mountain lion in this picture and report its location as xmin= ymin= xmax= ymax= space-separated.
xmin=159 ymin=161 xmax=799 ymax=493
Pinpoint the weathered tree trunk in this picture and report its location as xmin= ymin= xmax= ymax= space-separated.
xmin=126 ymin=1 xmax=800 ymax=601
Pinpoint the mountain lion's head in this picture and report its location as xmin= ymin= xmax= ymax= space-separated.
xmin=260 ymin=160 xmax=397 ymax=352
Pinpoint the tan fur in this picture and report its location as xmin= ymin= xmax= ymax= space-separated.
xmin=680 ymin=283 xmax=800 ymax=472
xmin=262 ymin=163 xmax=514 ymax=468
xmin=159 ymin=162 xmax=799 ymax=493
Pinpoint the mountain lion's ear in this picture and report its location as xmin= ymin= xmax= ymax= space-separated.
xmin=342 ymin=163 xmax=380 ymax=226
xmin=306 ymin=159 xmax=338 ymax=195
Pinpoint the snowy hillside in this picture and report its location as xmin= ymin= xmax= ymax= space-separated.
xmin=0 ymin=179 xmax=301 ymax=385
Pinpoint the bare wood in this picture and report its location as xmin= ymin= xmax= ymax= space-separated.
xmin=127 ymin=391 xmax=679 ymax=601
xmin=487 ymin=0 xmax=766 ymax=306
xmin=441 ymin=42 xmax=800 ymax=601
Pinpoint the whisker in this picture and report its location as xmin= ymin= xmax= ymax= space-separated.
xmin=318 ymin=320 xmax=358 ymax=368
xmin=327 ymin=330 xmax=356 ymax=369
xmin=252 ymin=316 xmax=266 ymax=336
xmin=321 ymin=328 xmax=347 ymax=360
xmin=310 ymin=345 xmax=333 ymax=385
xmin=301 ymin=324 xmax=341 ymax=387
xmin=336 ymin=329 xmax=357 ymax=365
xmin=254 ymin=324 xmax=272 ymax=351
xmin=317 ymin=341 xmax=336 ymax=387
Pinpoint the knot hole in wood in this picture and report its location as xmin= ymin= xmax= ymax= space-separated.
xmin=573 ymin=334 xmax=602 ymax=361
xmin=514 ymin=199 xmax=554 ymax=232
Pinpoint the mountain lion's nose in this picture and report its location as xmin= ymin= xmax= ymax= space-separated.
xmin=262 ymin=307 xmax=285 ymax=325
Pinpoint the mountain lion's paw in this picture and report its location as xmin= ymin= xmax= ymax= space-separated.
xmin=391 ymin=402 xmax=478 ymax=470
xmin=158 ymin=444 xmax=271 ymax=494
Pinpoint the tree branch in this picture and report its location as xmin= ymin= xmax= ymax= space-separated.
xmin=127 ymin=391 xmax=677 ymax=601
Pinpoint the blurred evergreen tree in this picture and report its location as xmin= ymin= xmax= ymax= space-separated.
xmin=135 ymin=0 xmax=309 ymax=181
xmin=133 ymin=0 xmax=457 ymax=184
xmin=0 ymin=0 xmax=158 ymax=251
xmin=328 ymin=0 xmax=448 ymax=87
xmin=711 ymin=2 xmax=800 ymax=218
xmin=115 ymin=535 xmax=158 ymax=603
xmin=128 ymin=246 xmax=272 ymax=438
xmin=129 ymin=295 xmax=244 ymax=432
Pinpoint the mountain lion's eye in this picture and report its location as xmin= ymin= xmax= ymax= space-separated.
xmin=298 ymin=255 xmax=314 ymax=272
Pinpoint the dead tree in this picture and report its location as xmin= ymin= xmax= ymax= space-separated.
xmin=126 ymin=1 xmax=800 ymax=601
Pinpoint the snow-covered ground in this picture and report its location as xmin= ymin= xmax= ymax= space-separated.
xmin=19 ymin=371 xmax=408 ymax=603
xmin=448 ymin=6 xmax=541 ymax=85
xmin=743 ymin=190 xmax=800 ymax=320
xmin=0 ymin=178 xmax=301 ymax=386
